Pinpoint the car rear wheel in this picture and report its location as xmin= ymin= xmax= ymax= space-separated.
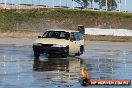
xmin=80 ymin=45 xmax=84 ymax=54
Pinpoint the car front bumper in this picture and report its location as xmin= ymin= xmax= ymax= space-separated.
xmin=33 ymin=45 xmax=67 ymax=55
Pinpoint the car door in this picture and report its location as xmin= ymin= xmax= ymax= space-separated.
xmin=77 ymin=32 xmax=84 ymax=46
xmin=69 ymin=32 xmax=80 ymax=53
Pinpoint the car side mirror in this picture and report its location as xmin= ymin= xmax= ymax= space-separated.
xmin=38 ymin=36 xmax=41 ymax=38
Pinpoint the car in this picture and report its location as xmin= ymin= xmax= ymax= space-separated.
xmin=33 ymin=29 xmax=84 ymax=58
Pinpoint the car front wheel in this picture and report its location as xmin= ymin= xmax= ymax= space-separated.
xmin=62 ymin=46 xmax=69 ymax=58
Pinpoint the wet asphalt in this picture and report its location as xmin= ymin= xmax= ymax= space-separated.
xmin=0 ymin=45 xmax=132 ymax=88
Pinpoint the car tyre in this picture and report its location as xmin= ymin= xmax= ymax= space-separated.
xmin=62 ymin=53 xmax=67 ymax=58
xmin=62 ymin=46 xmax=69 ymax=58
xmin=75 ymin=51 xmax=81 ymax=56
xmin=80 ymin=45 xmax=84 ymax=54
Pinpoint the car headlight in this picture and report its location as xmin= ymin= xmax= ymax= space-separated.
xmin=51 ymin=44 xmax=64 ymax=47
xmin=33 ymin=43 xmax=42 ymax=46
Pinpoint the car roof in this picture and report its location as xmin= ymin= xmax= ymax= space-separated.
xmin=47 ymin=29 xmax=79 ymax=33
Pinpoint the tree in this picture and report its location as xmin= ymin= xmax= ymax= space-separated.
xmin=94 ymin=0 xmax=117 ymax=10
xmin=73 ymin=0 xmax=90 ymax=8
xmin=74 ymin=0 xmax=118 ymax=10
xmin=94 ymin=0 xmax=102 ymax=9
xmin=90 ymin=0 xmax=93 ymax=8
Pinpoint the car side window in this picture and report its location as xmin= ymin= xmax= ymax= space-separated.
xmin=74 ymin=32 xmax=80 ymax=41
xmin=71 ymin=32 xmax=81 ymax=41
xmin=78 ymin=32 xmax=83 ymax=40
xmin=60 ymin=32 xmax=66 ymax=38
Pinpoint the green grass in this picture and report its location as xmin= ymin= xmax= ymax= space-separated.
xmin=0 ymin=8 xmax=132 ymax=31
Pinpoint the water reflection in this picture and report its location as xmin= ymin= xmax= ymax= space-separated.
xmin=32 ymin=50 xmax=132 ymax=87
xmin=33 ymin=56 xmax=116 ymax=83
xmin=80 ymin=58 xmax=115 ymax=80
xmin=33 ymin=57 xmax=81 ymax=83
xmin=0 ymin=45 xmax=132 ymax=88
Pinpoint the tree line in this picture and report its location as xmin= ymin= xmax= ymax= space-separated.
xmin=74 ymin=0 xmax=121 ymax=10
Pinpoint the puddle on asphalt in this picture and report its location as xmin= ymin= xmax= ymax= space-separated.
xmin=0 ymin=46 xmax=132 ymax=88
xmin=33 ymin=57 xmax=81 ymax=83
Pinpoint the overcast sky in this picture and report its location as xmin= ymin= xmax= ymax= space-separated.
xmin=1 ymin=0 xmax=132 ymax=12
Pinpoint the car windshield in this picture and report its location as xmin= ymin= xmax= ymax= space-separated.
xmin=42 ymin=31 xmax=70 ymax=39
